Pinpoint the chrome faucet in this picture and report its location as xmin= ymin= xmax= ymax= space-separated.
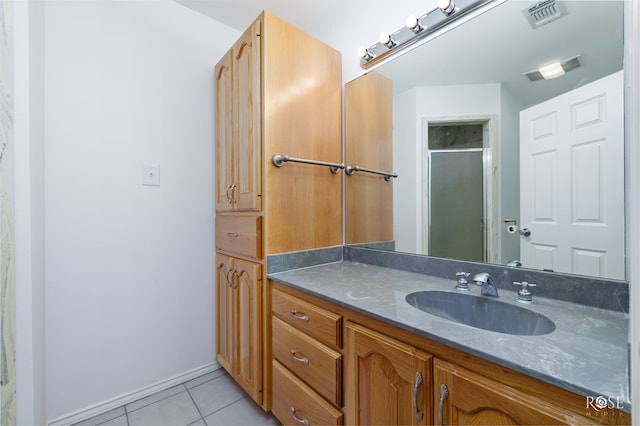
xmin=472 ymin=272 xmax=499 ymax=297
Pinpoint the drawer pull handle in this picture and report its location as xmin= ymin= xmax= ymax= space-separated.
xmin=414 ymin=372 xmax=424 ymax=421
xmin=438 ymin=383 xmax=449 ymax=426
xmin=227 ymin=232 xmax=239 ymax=239
xmin=289 ymin=349 xmax=309 ymax=365
xmin=290 ymin=406 xmax=309 ymax=426
xmin=290 ymin=309 xmax=309 ymax=322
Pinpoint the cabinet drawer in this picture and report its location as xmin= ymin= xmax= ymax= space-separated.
xmin=215 ymin=215 xmax=262 ymax=259
xmin=272 ymin=316 xmax=342 ymax=407
xmin=272 ymin=360 xmax=343 ymax=426
xmin=272 ymin=288 xmax=342 ymax=349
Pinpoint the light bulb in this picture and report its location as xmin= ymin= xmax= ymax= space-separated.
xmin=438 ymin=0 xmax=455 ymax=15
xmin=379 ymin=32 xmax=397 ymax=48
xmin=406 ymin=15 xmax=424 ymax=33
xmin=357 ymin=47 xmax=374 ymax=60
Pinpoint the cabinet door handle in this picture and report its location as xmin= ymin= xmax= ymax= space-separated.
xmin=229 ymin=183 xmax=237 ymax=204
xmin=413 ymin=372 xmax=424 ymax=421
xmin=290 ymin=406 xmax=309 ymax=426
xmin=227 ymin=232 xmax=239 ymax=239
xmin=225 ymin=184 xmax=232 ymax=203
xmin=438 ymin=383 xmax=449 ymax=426
xmin=225 ymin=269 xmax=234 ymax=288
xmin=289 ymin=309 xmax=309 ymax=322
xmin=289 ymin=349 xmax=309 ymax=365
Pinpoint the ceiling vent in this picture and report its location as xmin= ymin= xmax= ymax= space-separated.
xmin=523 ymin=0 xmax=566 ymax=29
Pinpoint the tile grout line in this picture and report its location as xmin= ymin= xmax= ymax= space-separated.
xmin=198 ymin=395 xmax=251 ymax=421
xmin=184 ymin=387 xmax=206 ymax=425
xmin=124 ymin=384 xmax=188 ymax=417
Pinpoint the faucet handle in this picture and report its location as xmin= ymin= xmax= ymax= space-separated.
xmin=513 ymin=281 xmax=536 ymax=303
xmin=455 ymin=272 xmax=470 ymax=291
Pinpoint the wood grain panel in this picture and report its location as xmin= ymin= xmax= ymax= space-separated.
xmin=272 ymin=316 xmax=342 ymax=407
xmin=272 ymin=360 xmax=343 ymax=426
xmin=215 ymin=214 xmax=262 ymax=260
xmin=232 ymin=19 xmax=262 ymax=211
xmin=434 ymin=359 xmax=600 ymax=425
xmin=214 ymin=52 xmax=234 ymax=212
xmin=345 ymin=71 xmax=394 ymax=244
xmin=344 ymin=321 xmax=432 ymax=426
xmin=272 ymin=287 xmax=342 ymax=349
xmin=261 ymin=11 xmax=343 ymax=254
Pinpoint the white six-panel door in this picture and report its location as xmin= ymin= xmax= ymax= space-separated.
xmin=519 ymin=71 xmax=624 ymax=279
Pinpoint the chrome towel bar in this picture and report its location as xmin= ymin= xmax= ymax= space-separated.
xmin=345 ymin=164 xmax=398 ymax=181
xmin=272 ymin=154 xmax=344 ymax=174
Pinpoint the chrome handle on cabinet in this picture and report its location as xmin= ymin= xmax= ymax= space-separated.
xmin=290 ymin=406 xmax=309 ymax=426
xmin=227 ymin=232 xmax=239 ymax=239
xmin=438 ymin=383 xmax=449 ymax=426
xmin=290 ymin=349 xmax=309 ymax=365
xmin=289 ymin=309 xmax=309 ymax=322
xmin=229 ymin=183 xmax=237 ymax=204
xmin=413 ymin=372 xmax=424 ymax=421
xmin=225 ymin=269 xmax=234 ymax=288
xmin=225 ymin=184 xmax=232 ymax=203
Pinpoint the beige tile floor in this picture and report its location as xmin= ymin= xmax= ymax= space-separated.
xmin=74 ymin=369 xmax=279 ymax=426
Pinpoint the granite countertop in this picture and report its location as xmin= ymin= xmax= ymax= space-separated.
xmin=268 ymin=260 xmax=630 ymax=412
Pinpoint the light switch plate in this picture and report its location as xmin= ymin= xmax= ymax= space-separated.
xmin=142 ymin=164 xmax=160 ymax=186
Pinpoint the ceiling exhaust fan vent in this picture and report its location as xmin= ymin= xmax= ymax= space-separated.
xmin=524 ymin=0 xmax=566 ymax=29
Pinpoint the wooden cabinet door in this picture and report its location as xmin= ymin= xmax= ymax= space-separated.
xmin=345 ymin=322 xmax=432 ymax=426
xmin=232 ymin=19 xmax=261 ymax=212
xmin=433 ymin=359 xmax=598 ymax=425
xmin=233 ymin=258 xmax=263 ymax=404
xmin=215 ymin=52 xmax=235 ymax=212
xmin=215 ymin=253 xmax=234 ymax=372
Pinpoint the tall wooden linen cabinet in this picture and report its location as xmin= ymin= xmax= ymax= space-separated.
xmin=214 ymin=11 xmax=342 ymax=409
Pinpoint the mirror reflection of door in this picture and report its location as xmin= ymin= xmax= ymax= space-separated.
xmin=519 ymin=71 xmax=624 ymax=279
xmin=426 ymin=122 xmax=486 ymax=262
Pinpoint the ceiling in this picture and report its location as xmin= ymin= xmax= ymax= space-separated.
xmin=174 ymin=0 xmax=342 ymax=33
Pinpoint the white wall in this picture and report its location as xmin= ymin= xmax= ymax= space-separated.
xmin=44 ymin=1 xmax=238 ymax=421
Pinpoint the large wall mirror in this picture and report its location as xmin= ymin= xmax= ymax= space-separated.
xmin=345 ymin=0 xmax=625 ymax=280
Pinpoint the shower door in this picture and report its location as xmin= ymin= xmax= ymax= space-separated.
xmin=427 ymin=123 xmax=486 ymax=262
xmin=429 ymin=150 xmax=484 ymax=261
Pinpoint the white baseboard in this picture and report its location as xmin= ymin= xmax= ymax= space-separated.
xmin=48 ymin=362 xmax=221 ymax=426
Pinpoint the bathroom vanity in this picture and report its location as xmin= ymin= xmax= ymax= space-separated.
xmin=267 ymin=254 xmax=630 ymax=425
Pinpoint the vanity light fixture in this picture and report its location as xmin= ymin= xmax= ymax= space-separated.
xmin=406 ymin=15 xmax=425 ymax=33
xmin=357 ymin=0 xmax=503 ymax=69
xmin=379 ymin=32 xmax=398 ymax=48
xmin=438 ymin=0 xmax=457 ymax=15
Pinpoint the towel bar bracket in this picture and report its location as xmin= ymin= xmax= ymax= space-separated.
xmin=345 ymin=164 xmax=398 ymax=181
xmin=272 ymin=154 xmax=344 ymax=174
